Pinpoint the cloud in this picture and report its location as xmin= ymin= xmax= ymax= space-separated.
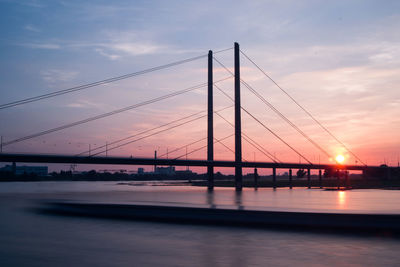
xmin=65 ymin=99 xmax=108 ymax=110
xmin=19 ymin=0 xmax=45 ymax=8
xmin=41 ymin=69 xmax=78 ymax=83
xmin=21 ymin=43 xmax=61 ymax=49
xmin=246 ymin=41 xmax=400 ymax=77
xmin=94 ymin=48 xmax=121 ymax=60
xmin=281 ymin=65 xmax=400 ymax=95
xmin=105 ymin=42 xmax=162 ymax=56
xmin=24 ymin=24 xmax=41 ymax=32
xmin=21 ymin=40 xmax=166 ymax=59
xmin=65 ymin=103 xmax=85 ymax=108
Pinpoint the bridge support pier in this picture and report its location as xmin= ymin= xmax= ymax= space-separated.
xmin=336 ymin=169 xmax=340 ymax=190
xmin=386 ymin=167 xmax=391 ymax=180
xmin=254 ymin=168 xmax=258 ymax=190
xmin=234 ymin=42 xmax=243 ymax=191
xmin=307 ymin=168 xmax=311 ymax=189
xmin=273 ymin=167 xmax=276 ymax=189
xmin=289 ymin=169 xmax=293 ymax=189
xmin=207 ymin=50 xmax=214 ymax=191
xmin=154 ymin=150 xmax=157 ymax=173
xmin=319 ymin=169 xmax=322 ymax=188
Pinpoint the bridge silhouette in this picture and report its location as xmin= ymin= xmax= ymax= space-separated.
xmin=0 ymin=42 xmax=393 ymax=191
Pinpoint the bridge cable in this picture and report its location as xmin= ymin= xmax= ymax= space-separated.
xmin=156 ymin=108 xmax=278 ymax=163
xmin=0 ymin=47 xmax=232 ymax=110
xmin=3 ymin=82 xmax=205 ymax=147
xmin=89 ymin=105 xmax=234 ymax=157
xmin=156 ymin=104 xmax=277 ymax=162
xmin=241 ymin=80 xmax=334 ymax=161
xmin=241 ymin=107 xmax=313 ymax=164
xmin=214 ymin=56 xmax=331 ymax=159
xmin=214 ymin=136 xmax=236 ymax=158
xmin=91 ymin=114 xmax=208 ymax=157
xmin=240 ymin=49 xmax=366 ymax=166
xmin=77 ymin=110 xmax=206 ymax=156
xmin=214 ymin=84 xmax=281 ymax=163
xmin=214 ymin=108 xmax=280 ymax=163
xmin=174 ymin=134 xmax=236 ymax=160
xmin=81 ymin=105 xmax=233 ymax=156
xmin=214 ymin=56 xmax=326 ymax=164
xmin=157 ymin=137 xmax=207 ymax=158
xmin=3 ymin=77 xmax=231 ymax=147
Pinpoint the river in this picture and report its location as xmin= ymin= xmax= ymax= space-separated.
xmin=1 ymin=181 xmax=400 ymax=266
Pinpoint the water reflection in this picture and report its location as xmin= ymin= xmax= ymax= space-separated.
xmin=5 ymin=182 xmax=400 ymax=214
xmin=235 ymin=191 xmax=244 ymax=210
xmin=206 ymin=190 xmax=244 ymax=210
xmin=337 ymin=191 xmax=347 ymax=209
xmin=206 ymin=191 xmax=216 ymax=209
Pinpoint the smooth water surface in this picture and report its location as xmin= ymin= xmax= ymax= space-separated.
xmin=1 ymin=181 xmax=400 ymax=266
xmin=2 ymin=181 xmax=400 ymax=214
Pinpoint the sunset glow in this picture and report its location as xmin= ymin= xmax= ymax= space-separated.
xmin=336 ymin=155 xmax=345 ymax=164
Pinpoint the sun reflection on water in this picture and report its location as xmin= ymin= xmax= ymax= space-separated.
xmin=337 ymin=191 xmax=347 ymax=209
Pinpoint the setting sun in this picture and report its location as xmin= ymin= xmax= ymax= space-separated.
xmin=336 ymin=155 xmax=345 ymax=164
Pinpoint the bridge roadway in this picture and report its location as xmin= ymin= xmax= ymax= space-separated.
xmin=0 ymin=153 xmax=387 ymax=171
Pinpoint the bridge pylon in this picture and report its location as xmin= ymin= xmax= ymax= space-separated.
xmin=234 ymin=42 xmax=243 ymax=191
xmin=207 ymin=50 xmax=214 ymax=190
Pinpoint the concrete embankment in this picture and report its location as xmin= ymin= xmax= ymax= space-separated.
xmin=40 ymin=202 xmax=400 ymax=233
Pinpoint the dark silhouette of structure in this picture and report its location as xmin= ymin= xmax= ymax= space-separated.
xmin=0 ymin=42 xmax=397 ymax=190
xmin=207 ymin=50 xmax=214 ymax=190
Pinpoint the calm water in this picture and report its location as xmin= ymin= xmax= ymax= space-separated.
xmin=1 ymin=181 xmax=400 ymax=266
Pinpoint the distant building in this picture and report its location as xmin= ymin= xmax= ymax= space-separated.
xmin=175 ymin=170 xmax=193 ymax=175
xmin=155 ymin=166 xmax=175 ymax=175
xmin=0 ymin=164 xmax=48 ymax=176
xmin=137 ymin=168 xmax=144 ymax=174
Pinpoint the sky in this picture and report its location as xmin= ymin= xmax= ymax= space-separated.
xmin=0 ymin=0 xmax=399 ymax=172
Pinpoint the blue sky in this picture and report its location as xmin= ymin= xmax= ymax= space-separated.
xmin=0 ymin=0 xmax=399 ymax=170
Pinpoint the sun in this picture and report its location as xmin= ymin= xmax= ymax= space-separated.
xmin=335 ymin=154 xmax=345 ymax=164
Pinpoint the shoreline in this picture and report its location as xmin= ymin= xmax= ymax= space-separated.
xmin=39 ymin=201 xmax=400 ymax=235
xmin=2 ymin=178 xmax=400 ymax=190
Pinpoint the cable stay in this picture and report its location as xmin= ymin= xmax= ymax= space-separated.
xmin=213 ymin=57 xmax=313 ymax=164
xmin=158 ymin=137 xmax=207 ymax=158
xmin=174 ymin=134 xmax=235 ymax=160
xmin=214 ymin=109 xmax=280 ymax=163
xmin=214 ymin=84 xmax=281 ymax=163
xmin=0 ymin=47 xmax=232 ymax=110
xmin=241 ymin=107 xmax=313 ymax=164
xmin=90 ymin=114 xmax=207 ymax=157
xmin=154 ymin=99 xmax=278 ymax=163
xmin=3 ymin=76 xmax=232 ymax=147
xmin=89 ymin=106 xmax=234 ymax=157
xmin=77 ymin=110 xmax=207 ymax=156
xmin=239 ymin=49 xmax=366 ymax=166
xmin=81 ymin=106 xmax=233 ymax=156
xmin=214 ymin=135 xmax=236 ymax=156
xmin=153 ymin=107 xmax=278 ymax=163
xmin=241 ymin=79 xmax=334 ymax=161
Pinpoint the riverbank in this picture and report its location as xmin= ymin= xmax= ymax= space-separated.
xmin=40 ymin=201 xmax=400 ymax=235
xmin=192 ymin=177 xmax=400 ymax=190
xmin=2 ymin=176 xmax=400 ymax=190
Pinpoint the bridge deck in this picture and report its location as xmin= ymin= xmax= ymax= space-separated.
xmin=0 ymin=153 xmax=388 ymax=171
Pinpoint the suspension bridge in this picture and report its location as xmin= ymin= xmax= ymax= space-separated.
xmin=0 ymin=42 xmax=394 ymax=191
